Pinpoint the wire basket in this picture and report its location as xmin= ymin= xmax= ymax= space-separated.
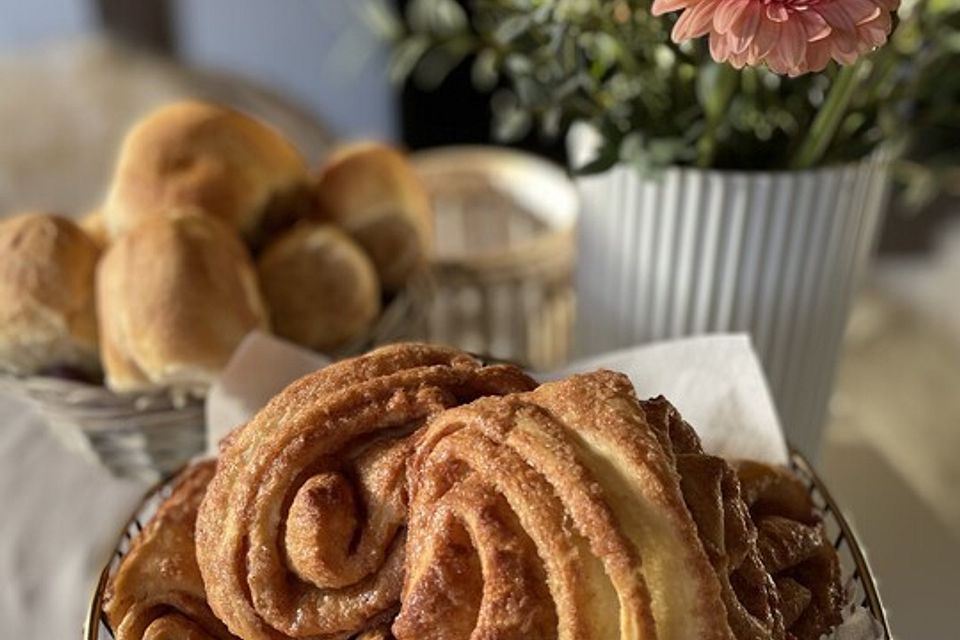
xmin=1 ymin=278 xmax=431 ymax=483
xmin=411 ymin=147 xmax=578 ymax=371
xmin=0 ymin=376 xmax=204 ymax=482
xmin=84 ymin=449 xmax=891 ymax=639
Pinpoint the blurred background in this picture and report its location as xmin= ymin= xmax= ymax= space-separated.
xmin=0 ymin=1 xmax=957 ymax=638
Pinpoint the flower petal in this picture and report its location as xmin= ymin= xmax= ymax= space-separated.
xmin=797 ymin=9 xmax=831 ymax=42
xmin=804 ymin=40 xmax=833 ymax=73
xmin=710 ymin=31 xmax=734 ymax=62
xmin=696 ymin=0 xmax=896 ymax=74
xmin=780 ymin=18 xmax=808 ymax=72
xmin=858 ymin=12 xmax=892 ymax=46
xmin=752 ymin=18 xmax=781 ymax=58
xmin=830 ymin=39 xmax=861 ymax=64
xmin=766 ymin=3 xmax=790 ymax=23
xmin=714 ymin=0 xmax=751 ymax=34
xmin=845 ymin=0 xmax=884 ymax=24
xmin=730 ymin=3 xmax=763 ymax=52
xmin=652 ymin=0 xmax=696 ymax=16
xmin=672 ymin=0 xmax=722 ymax=41
xmin=816 ymin=2 xmax=857 ymax=34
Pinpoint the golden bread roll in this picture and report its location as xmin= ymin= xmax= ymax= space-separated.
xmin=97 ymin=212 xmax=267 ymax=394
xmin=104 ymin=100 xmax=310 ymax=243
xmin=315 ymin=143 xmax=431 ymax=291
xmin=257 ymin=223 xmax=381 ymax=352
xmin=104 ymin=461 xmax=238 ymax=640
xmin=0 ymin=212 xmax=100 ymax=377
xmin=196 ymin=344 xmax=536 ymax=640
xmin=80 ymin=209 xmax=110 ymax=249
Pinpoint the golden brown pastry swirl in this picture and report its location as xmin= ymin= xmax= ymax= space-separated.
xmin=395 ymin=371 xmax=737 ymax=640
xmin=104 ymin=461 xmax=237 ymax=640
xmin=641 ymin=398 xmax=785 ymax=640
xmin=188 ymin=344 xmax=844 ymax=639
xmin=734 ymin=460 xmax=844 ymax=640
xmin=195 ymin=344 xmax=536 ymax=640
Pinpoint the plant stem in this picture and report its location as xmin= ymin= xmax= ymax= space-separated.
xmin=791 ymin=63 xmax=862 ymax=169
xmin=696 ymin=64 xmax=739 ymax=167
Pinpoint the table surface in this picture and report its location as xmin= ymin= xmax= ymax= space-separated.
xmin=0 ymin=396 xmax=146 ymax=638
xmin=819 ymin=220 xmax=960 ymax=638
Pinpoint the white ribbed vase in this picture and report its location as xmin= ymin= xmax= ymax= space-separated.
xmin=570 ymin=130 xmax=891 ymax=456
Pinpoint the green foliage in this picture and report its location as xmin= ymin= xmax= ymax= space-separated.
xmin=378 ymin=0 xmax=958 ymax=197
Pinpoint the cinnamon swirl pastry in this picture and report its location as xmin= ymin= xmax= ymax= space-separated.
xmin=104 ymin=461 xmax=236 ymax=640
xmin=397 ymin=370 xmax=738 ymax=640
xmin=195 ymin=344 xmax=536 ymax=640
xmin=641 ymin=398 xmax=785 ymax=640
xmin=734 ymin=460 xmax=844 ymax=640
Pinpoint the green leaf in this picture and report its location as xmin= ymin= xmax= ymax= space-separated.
xmin=619 ymin=131 xmax=647 ymax=164
xmin=389 ymin=36 xmax=430 ymax=84
xmin=405 ymin=0 xmax=468 ymax=36
xmin=493 ymin=15 xmax=532 ymax=44
xmin=359 ymin=0 xmax=403 ymax=40
xmin=504 ymin=53 xmax=534 ymax=75
xmin=412 ymin=39 xmax=471 ymax=90
xmin=542 ymin=106 xmax=563 ymax=137
xmin=573 ymin=136 xmax=621 ymax=174
xmin=491 ymin=89 xmax=533 ymax=140
xmin=471 ymin=49 xmax=501 ymax=91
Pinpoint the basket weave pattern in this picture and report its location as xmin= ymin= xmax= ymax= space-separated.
xmin=0 ymin=277 xmax=432 ymax=482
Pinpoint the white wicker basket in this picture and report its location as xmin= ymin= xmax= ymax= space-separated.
xmin=0 ymin=376 xmax=204 ymax=481
xmin=1 ymin=277 xmax=432 ymax=482
xmin=411 ymin=147 xmax=578 ymax=371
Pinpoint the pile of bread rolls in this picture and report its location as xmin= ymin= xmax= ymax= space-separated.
xmin=0 ymin=100 xmax=431 ymax=396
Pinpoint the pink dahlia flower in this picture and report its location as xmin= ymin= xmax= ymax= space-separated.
xmin=652 ymin=0 xmax=900 ymax=76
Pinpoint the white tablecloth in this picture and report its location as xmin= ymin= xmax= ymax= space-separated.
xmin=0 ymin=394 xmax=146 ymax=638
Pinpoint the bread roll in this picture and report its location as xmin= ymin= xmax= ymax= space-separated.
xmin=103 ymin=100 xmax=310 ymax=243
xmin=0 ymin=212 xmax=100 ymax=377
xmin=315 ymin=143 xmax=431 ymax=290
xmin=257 ymin=223 xmax=380 ymax=352
xmin=80 ymin=209 xmax=110 ymax=249
xmin=97 ymin=212 xmax=268 ymax=394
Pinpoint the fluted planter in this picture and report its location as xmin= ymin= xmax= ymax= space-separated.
xmin=569 ymin=126 xmax=891 ymax=456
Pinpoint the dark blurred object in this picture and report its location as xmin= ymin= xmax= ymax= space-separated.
xmin=96 ymin=0 xmax=176 ymax=54
xmin=394 ymin=0 xmax=566 ymax=165
xmin=878 ymin=195 xmax=960 ymax=255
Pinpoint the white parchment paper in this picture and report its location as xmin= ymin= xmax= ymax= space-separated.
xmin=206 ymin=332 xmax=329 ymax=454
xmin=550 ymin=334 xmax=788 ymax=464
xmin=208 ymin=332 xmax=786 ymax=461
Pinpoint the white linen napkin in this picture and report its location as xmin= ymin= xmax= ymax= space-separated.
xmin=208 ymin=332 xmax=786 ymax=462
